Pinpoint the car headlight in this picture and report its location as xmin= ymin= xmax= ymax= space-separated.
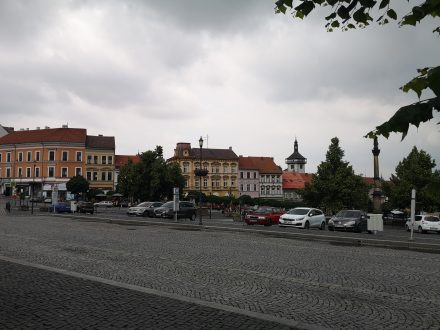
xmin=297 ymin=217 xmax=305 ymax=221
xmin=345 ymin=221 xmax=355 ymax=226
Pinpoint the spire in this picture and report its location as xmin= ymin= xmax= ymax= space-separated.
xmin=294 ymin=138 xmax=298 ymax=153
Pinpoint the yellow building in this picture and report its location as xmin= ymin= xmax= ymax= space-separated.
xmin=85 ymin=135 xmax=115 ymax=192
xmin=168 ymin=142 xmax=239 ymax=197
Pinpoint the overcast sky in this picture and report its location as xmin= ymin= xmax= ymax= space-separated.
xmin=1 ymin=0 xmax=439 ymax=178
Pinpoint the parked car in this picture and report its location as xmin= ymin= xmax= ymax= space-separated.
xmin=50 ymin=202 xmax=71 ymax=213
xmin=383 ymin=210 xmax=407 ymax=226
xmin=43 ymin=198 xmax=52 ymax=204
xmin=127 ymin=202 xmax=163 ymax=217
xmin=93 ymin=200 xmax=113 ymax=208
xmin=153 ymin=201 xmax=196 ymax=220
xmin=245 ymin=207 xmax=285 ymax=226
xmin=77 ymin=201 xmax=94 ymax=214
xmin=278 ymin=207 xmax=326 ymax=230
xmin=405 ymin=215 xmax=440 ymax=234
xmin=328 ymin=210 xmax=369 ymax=233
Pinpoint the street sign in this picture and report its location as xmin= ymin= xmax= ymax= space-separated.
xmin=173 ymin=188 xmax=179 ymax=211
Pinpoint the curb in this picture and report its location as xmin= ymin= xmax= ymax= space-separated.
xmin=54 ymin=214 xmax=440 ymax=254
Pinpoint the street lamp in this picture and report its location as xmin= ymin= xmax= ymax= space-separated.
xmin=198 ymin=136 xmax=203 ymax=225
xmin=31 ymin=161 xmax=36 ymax=215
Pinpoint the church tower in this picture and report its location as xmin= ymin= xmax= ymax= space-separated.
xmin=285 ymin=138 xmax=307 ymax=173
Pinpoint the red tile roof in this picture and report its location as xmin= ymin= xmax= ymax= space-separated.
xmin=115 ymin=155 xmax=141 ymax=168
xmin=362 ymin=177 xmax=375 ymax=186
xmin=282 ymin=172 xmax=313 ymax=189
xmin=239 ymin=156 xmax=282 ymax=174
xmin=0 ymin=127 xmax=87 ymax=145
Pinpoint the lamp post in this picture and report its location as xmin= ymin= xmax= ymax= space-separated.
xmin=198 ymin=136 xmax=203 ymax=225
xmin=31 ymin=162 xmax=36 ymax=215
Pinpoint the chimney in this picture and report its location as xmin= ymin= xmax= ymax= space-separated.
xmin=36 ymin=127 xmax=40 ymax=130
xmin=45 ymin=126 xmax=50 ymax=129
xmin=229 ymin=146 xmax=232 ymax=150
xmin=62 ymin=124 xmax=68 ymax=128
xmin=98 ymin=134 xmax=103 ymax=137
xmin=26 ymin=128 xmax=29 ymax=130
xmin=20 ymin=128 xmax=24 ymax=131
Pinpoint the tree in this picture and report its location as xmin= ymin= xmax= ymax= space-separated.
xmin=300 ymin=137 xmax=369 ymax=212
xmin=275 ymin=1 xmax=440 ymax=140
xmin=117 ymin=146 xmax=185 ymax=202
xmin=383 ymin=146 xmax=439 ymax=212
xmin=66 ymin=175 xmax=89 ymax=201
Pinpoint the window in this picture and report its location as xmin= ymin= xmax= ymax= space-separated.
xmin=18 ymin=167 xmax=23 ymax=177
xmin=75 ymin=168 xmax=82 ymax=176
xmin=247 ymin=172 xmax=250 ymax=179
xmin=87 ymin=172 xmax=92 ymax=180
xmin=87 ymin=155 xmax=92 ymax=164
xmin=6 ymin=152 xmax=11 ymax=163
xmin=223 ymin=165 xmax=229 ymax=173
xmin=223 ymin=179 xmax=228 ymax=188
xmin=61 ymin=168 xmax=68 ymax=178
xmin=35 ymin=167 xmax=40 ymax=178
xmin=35 ymin=151 xmax=40 ymax=161
xmin=62 ymin=151 xmax=68 ymax=161
xmin=185 ymin=179 xmax=189 ymax=188
xmin=203 ymin=178 xmax=208 ymax=188
xmin=231 ymin=180 xmax=235 ymax=187
xmin=203 ymin=162 xmax=208 ymax=170
xmin=27 ymin=152 xmax=31 ymax=162
xmin=246 ymin=184 xmax=250 ymax=191
xmin=102 ymin=156 xmax=106 ymax=165
xmin=231 ymin=165 xmax=236 ymax=173
xmin=93 ymin=172 xmax=97 ymax=181
xmin=107 ymin=172 xmax=112 ymax=181
xmin=26 ymin=167 xmax=31 ymax=178
xmin=108 ymin=156 xmax=113 ymax=164
xmin=240 ymin=184 xmax=243 ymax=191
xmin=0 ymin=153 xmax=2 ymax=162
xmin=240 ymin=172 xmax=243 ymax=179
xmin=49 ymin=151 xmax=55 ymax=161
xmin=254 ymin=184 xmax=257 ymax=191
xmin=183 ymin=162 xmax=189 ymax=173
xmin=195 ymin=180 xmax=200 ymax=189
xmin=254 ymin=172 xmax=257 ymax=179
xmin=6 ymin=168 xmax=11 ymax=178
xmin=48 ymin=166 xmax=55 ymax=177
xmin=102 ymin=172 xmax=106 ymax=181
xmin=18 ymin=152 xmax=23 ymax=162
xmin=94 ymin=156 xmax=98 ymax=164
xmin=76 ymin=151 xmax=82 ymax=162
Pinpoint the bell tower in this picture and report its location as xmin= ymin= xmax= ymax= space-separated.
xmin=285 ymin=138 xmax=307 ymax=173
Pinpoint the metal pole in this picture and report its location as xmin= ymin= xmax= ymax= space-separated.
xmin=410 ymin=189 xmax=416 ymax=241
xmin=199 ymin=144 xmax=203 ymax=225
xmin=31 ymin=164 xmax=35 ymax=215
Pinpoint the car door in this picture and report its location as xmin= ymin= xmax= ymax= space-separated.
xmin=308 ymin=209 xmax=318 ymax=227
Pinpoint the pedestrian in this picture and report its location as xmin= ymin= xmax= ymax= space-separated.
xmin=5 ymin=201 xmax=11 ymax=213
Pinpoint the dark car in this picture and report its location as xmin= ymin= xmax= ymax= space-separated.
xmin=77 ymin=201 xmax=94 ymax=214
xmin=245 ymin=207 xmax=285 ymax=226
xmin=328 ymin=210 xmax=369 ymax=232
xmin=50 ymin=202 xmax=72 ymax=213
xmin=153 ymin=201 xmax=196 ymax=220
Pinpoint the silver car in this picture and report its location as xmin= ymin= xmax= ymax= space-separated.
xmin=127 ymin=202 xmax=163 ymax=217
xmin=279 ymin=207 xmax=326 ymax=230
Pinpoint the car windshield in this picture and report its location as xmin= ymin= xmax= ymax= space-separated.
xmin=137 ymin=202 xmax=152 ymax=207
xmin=288 ymin=208 xmax=309 ymax=215
xmin=162 ymin=201 xmax=174 ymax=208
xmin=336 ymin=210 xmax=361 ymax=218
xmin=253 ymin=208 xmax=272 ymax=214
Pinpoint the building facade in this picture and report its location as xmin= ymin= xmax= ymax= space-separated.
xmin=0 ymin=127 xmax=87 ymax=199
xmin=85 ymin=135 xmax=116 ymax=192
xmin=168 ymin=142 xmax=239 ymax=197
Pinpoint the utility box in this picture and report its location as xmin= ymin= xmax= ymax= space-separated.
xmin=367 ymin=214 xmax=384 ymax=232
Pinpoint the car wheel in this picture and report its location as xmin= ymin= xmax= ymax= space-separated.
xmin=328 ymin=226 xmax=334 ymax=231
xmin=264 ymin=219 xmax=272 ymax=227
xmin=304 ymin=221 xmax=310 ymax=230
xmin=142 ymin=211 xmax=148 ymax=217
xmin=418 ymin=226 xmax=426 ymax=233
xmin=319 ymin=221 xmax=325 ymax=230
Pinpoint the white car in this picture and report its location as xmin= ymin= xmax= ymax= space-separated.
xmin=405 ymin=215 xmax=440 ymax=234
xmin=279 ymin=207 xmax=326 ymax=230
xmin=127 ymin=202 xmax=163 ymax=217
xmin=93 ymin=201 xmax=113 ymax=208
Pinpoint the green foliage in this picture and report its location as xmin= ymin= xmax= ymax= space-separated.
xmin=66 ymin=175 xmax=89 ymax=200
xmin=300 ymin=137 xmax=369 ymax=213
xmin=384 ymin=147 xmax=439 ymax=212
xmin=275 ymin=0 xmax=440 ymax=140
xmin=117 ymin=146 xmax=185 ymax=202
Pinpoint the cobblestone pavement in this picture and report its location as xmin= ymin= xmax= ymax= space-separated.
xmin=1 ymin=215 xmax=440 ymax=329
xmin=0 ymin=259 xmax=290 ymax=330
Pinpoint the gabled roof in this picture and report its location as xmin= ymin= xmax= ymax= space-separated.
xmin=0 ymin=127 xmax=86 ymax=145
xmin=190 ymin=148 xmax=238 ymax=160
xmin=282 ymin=172 xmax=313 ymax=189
xmin=286 ymin=151 xmax=306 ymax=161
xmin=86 ymin=135 xmax=115 ymax=150
xmin=239 ymin=156 xmax=282 ymax=174
xmin=115 ymin=155 xmax=141 ymax=168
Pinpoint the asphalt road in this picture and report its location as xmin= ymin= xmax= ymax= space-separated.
xmin=1 ymin=214 xmax=440 ymax=329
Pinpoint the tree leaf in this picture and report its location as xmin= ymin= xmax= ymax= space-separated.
xmin=387 ymin=9 xmax=397 ymax=20
xmin=379 ymin=0 xmax=389 ymax=9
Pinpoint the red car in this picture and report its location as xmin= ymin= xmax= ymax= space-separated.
xmin=245 ymin=207 xmax=285 ymax=226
